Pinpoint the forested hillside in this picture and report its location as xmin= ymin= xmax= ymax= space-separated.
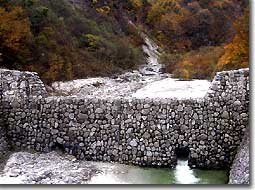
xmin=0 ymin=0 xmax=146 ymax=83
xmin=0 ymin=0 xmax=249 ymax=83
xmin=143 ymin=0 xmax=249 ymax=79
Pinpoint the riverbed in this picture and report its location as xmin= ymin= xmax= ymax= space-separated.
xmin=0 ymin=151 xmax=228 ymax=184
xmin=51 ymin=36 xmax=211 ymax=100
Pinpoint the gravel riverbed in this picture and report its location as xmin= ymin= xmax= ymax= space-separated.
xmin=0 ymin=151 xmax=100 ymax=184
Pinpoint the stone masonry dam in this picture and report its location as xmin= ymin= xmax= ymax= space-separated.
xmin=0 ymin=68 xmax=249 ymax=169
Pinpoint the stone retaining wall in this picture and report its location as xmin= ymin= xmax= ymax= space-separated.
xmin=0 ymin=68 xmax=249 ymax=169
xmin=229 ymin=127 xmax=249 ymax=184
xmin=0 ymin=69 xmax=48 ymax=159
xmin=0 ymin=81 xmax=9 ymax=158
xmin=0 ymin=69 xmax=47 ymax=100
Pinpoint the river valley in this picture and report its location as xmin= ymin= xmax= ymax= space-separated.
xmin=0 ymin=36 xmax=232 ymax=185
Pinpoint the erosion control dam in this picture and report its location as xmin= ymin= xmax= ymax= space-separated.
xmin=0 ymin=68 xmax=249 ymax=171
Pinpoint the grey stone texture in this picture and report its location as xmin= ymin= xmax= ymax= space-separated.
xmin=0 ymin=68 xmax=249 ymax=173
xmin=0 ymin=69 xmax=47 ymax=99
xmin=229 ymin=128 xmax=249 ymax=184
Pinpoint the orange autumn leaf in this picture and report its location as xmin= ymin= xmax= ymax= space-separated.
xmin=217 ymin=9 xmax=249 ymax=70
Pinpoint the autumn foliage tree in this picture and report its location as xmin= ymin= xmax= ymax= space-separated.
xmin=172 ymin=46 xmax=224 ymax=80
xmin=149 ymin=0 xmax=248 ymax=80
xmin=217 ymin=9 xmax=249 ymax=70
xmin=0 ymin=6 xmax=32 ymax=68
xmin=0 ymin=0 xmax=145 ymax=84
xmin=0 ymin=0 xmax=248 ymax=83
xmin=146 ymin=0 xmax=244 ymax=52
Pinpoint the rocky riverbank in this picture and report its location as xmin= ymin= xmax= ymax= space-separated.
xmin=0 ymin=151 xmax=100 ymax=184
xmin=50 ymin=36 xmax=210 ymax=99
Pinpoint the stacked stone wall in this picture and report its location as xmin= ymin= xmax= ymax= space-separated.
xmin=0 ymin=68 xmax=249 ymax=169
xmin=229 ymin=128 xmax=249 ymax=184
xmin=0 ymin=75 xmax=10 ymax=158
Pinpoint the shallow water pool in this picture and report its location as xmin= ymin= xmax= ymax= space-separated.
xmin=87 ymin=159 xmax=229 ymax=184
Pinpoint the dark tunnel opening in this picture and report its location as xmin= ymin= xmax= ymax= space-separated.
xmin=176 ymin=146 xmax=190 ymax=160
xmin=52 ymin=142 xmax=65 ymax=152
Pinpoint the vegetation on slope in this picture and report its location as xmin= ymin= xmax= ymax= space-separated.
xmin=0 ymin=0 xmax=145 ymax=83
xmin=144 ymin=0 xmax=249 ymax=79
xmin=217 ymin=9 xmax=249 ymax=71
xmin=0 ymin=0 xmax=249 ymax=82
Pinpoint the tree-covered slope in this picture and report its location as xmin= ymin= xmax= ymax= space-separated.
xmin=0 ymin=0 xmax=145 ymax=83
xmin=142 ymin=0 xmax=249 ymax=79
xmin=0 ymin=0 xmax=249 ymax=83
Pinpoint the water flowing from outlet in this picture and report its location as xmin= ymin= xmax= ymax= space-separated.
xmin=174 ymin=159 xmax=200 ymax=184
